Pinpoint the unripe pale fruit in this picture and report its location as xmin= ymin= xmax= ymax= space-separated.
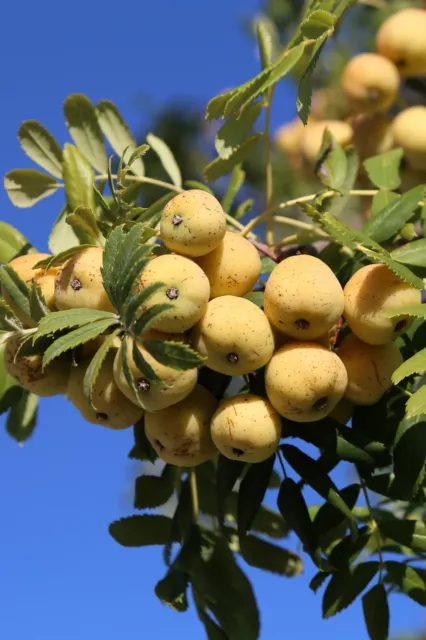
xmin=341 ymin=53 xmax=400 ymax=115
xmin=195 ymin=232 xmax=261 ymax=298
xmin=274 ymin=118 xmax=305 ymax=156
xmin=301 ymin=120 xmax=353 ymax=164
xmin=160 ymin=189 xmax=226 ymax=257
xmin=192 ymin=296 xmax=274 ymax=376
xmin=113 ymin=332 xmax=198 ymax=411
xmin=210 ymin=394 xmax=282 ymax=463
xmin=343 ymin=264 xmax=421 ymax=345
xmin=136 ymin=254 xmax=210 ymax=333
xmin=338 ymin=334 xmax=402 ymax=405
xmin=264 ymin=255 xmax=344 ymax=340
xmin=4 ymin=333 xmax=69 ymax=397
xmin=265 ymin=342 xmax=348 ymax=423
xmin=376 ymin=8 xmax=426 ymax=77
xmin=67 ymin=353 xmax=143 ymax=429
xmin=352 ymin=114 xmax=394 ymax=160
xmin=392 ymin=107 xmax=426 ymax=171
xmin=144 ymin=384 xmax=217 ymax=466
xmin=55 ymin=247 xmax=115 ymax=312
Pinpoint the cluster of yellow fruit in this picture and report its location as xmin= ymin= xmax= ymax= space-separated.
xmin=2 ymin=188 xmax=421 ymax=467
xmin=275 ymin=7 xmax=426 ymax=185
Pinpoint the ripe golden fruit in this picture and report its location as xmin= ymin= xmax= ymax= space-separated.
xmin=343 ymin=264 xmax=421 ymax=345
xmin=160 ymin=189 xmax=226 ymax=257
xmin=144 ymin=384 xmax=217 ymax=466
xmin=300 ymin=120 xmax=353 ymax=164
xmin=376 ymin=8 xmax=426 ymax=77
xmin=338 ymin=333 xmax=402 ymax=405
xmin=67 ymin=353 xmax=143 ymax=429
xmin=352 ymin=114 xmax=394 ymax=160
xmin=136 ymin=254 xmax=210 ymax=333
xmin=195 ymin=231 xmax=261 ymax=298
xmin=4 ymin=332 xmax=69 ymax=396
xmin=264 ymin=255 xmax=344 ymax=340
xmin=192 ymin=296 xmax=275 ymax=376
xmin=79 ymin=333 xmax=121 ymax=359
xmin=341 ymin=53 xmax=400 ymax=115
xmin=274 ymin=118 xmax=305 ymax=156
xmin=113 ymin=332 xmax=198 ymax=411
xmin=392 ymin=107 xmax=426 ymax=171
xmin=265 ymin=342 xmax=348 ymax=422
xmin=210 ymin=394 xmax=282 ymax=463
xmin=55 ymin=247 xmax=115 ymax=312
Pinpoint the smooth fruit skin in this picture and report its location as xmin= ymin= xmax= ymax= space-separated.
xmin=195 ymin=231 xmax=261 ymax=298
xmin=144 ymin=384 xmax=217 ymax=466
xmin=210 ymin=394 xmax=282 ymax=463
xmin=274 ymin=118 xmax=305 ymax=156
xmin=352 ymin=114 xmax=394 ymax=160
xmin=55 ymin=247 xmax=115 ymax=312
xmin=301 ymin=120 xmax=353 ymax=164
xmin=265 ymin=342 xmax=348 ymax=423
xmin=67 ymin=353 xmax=143 ymax=430
xmin=264 ymin=255 xmax=344 ymax=340
xmin=160 ymin=189 xmax=226 ymax=258
xmin=341 ymin=53 xmax=400 ymax=115
xmin=4 ymin=333 xmax=69 ymax=397
xmin=192 ymin=296 xmax=275 ymax=376
xmin=343 ymin=264 xmax=421 ymax=345
xmin=392 ymin=107 xmax=426 ymax=171
xmin=136 ymin=254 xmax=210 ymax=333
xmin=113 ymin=332 xmax=198 ymax=411
xmin=338 ymin=333 xmax=402 ymax=405
xmin=376 ymin=8 xmax=426 ymax=77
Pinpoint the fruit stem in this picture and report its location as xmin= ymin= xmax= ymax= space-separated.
xmin=96 ymin=174 xmax=185 ymax=194
xmin=359 ymin=474 xmax=384 ymax=582
xmin=277 ymin=449 xmax=288 ymax=479
xmin=264 ymin=87 xmax=276 ymax=247
xmin=189 ymin=467 xmax=199 ymax=523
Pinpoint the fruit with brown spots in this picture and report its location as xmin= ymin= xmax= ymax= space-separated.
xmin=341 ymin=53 xmax=400 ymax=115
xmin=210 ymin=394 xmax=282 ymax=462
xmin=300 ymin=120 xmax=353 ymax=164
xmin=144 ymin=384 xmax=217 ymax=466
xmin=343 ymin=264 xmax=421 ymax=345
xmin=192 ymin=295 xmax=275 ymax=376
xmin=160 ymin=189 xmax=226 ymax=257
xmin=264 ymin=255 xmax=344 ymax=340
xmin=338 ymin=333 xmax=402 ymax=405
xmin=376 ymin=8 xmax=426 ymax=77
xmin=392 ymin=107 xmax=426 ymax=171
xmin=265 ymin=342 xmax=348 ymax=422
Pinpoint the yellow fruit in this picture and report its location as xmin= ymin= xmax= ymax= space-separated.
xmin=300 ymin=120 xmax=353 ymax=164
xmin=352 ymin=114 xmax=394 ymax=160
xmin=67 ymin=353 xmax=143 ymax=429
xmin=192 ymin=296 xmax=275 ymax=376
xmin=338 ymin=334 xmax=402 ymax=405
xmin=376 ymin=8 xmax=426 ymax=77
xmin=328 ymin=397 xmax=354 ymax=425
xmin=264 ymin=255 xmax=344 ymax=340
xmin=136 ymin=254 xmax=210 ymax=333
xmin=160 ymin=189 xmax=226 ymax=257
xmin=274 ymin=118 xmax=305 ymax=156
xmin=265 ymin=342 xmax=348 ymax=423
xmin=79 ymin=333 xmax=122 ymax=359
xmin=392 ymin=107 xmax=426 ymax=171
xmin=144 ymin=384 xmax=217 ymax=466
xmin=341 ymin=53 xmax=400 ymax=115
xmin=210 ymin=394 xmax=282 ymax=462
xmin=113 ymin=332 xmax=198 ymax=411
xmin=55 ymin=247 xmax=115 ymax=312
xmin=195 ymin=231 xmax=261 ymax=298
xmin=4 ymin=332 xmax=69 ymax=396
xmin=343 ymin=264 xmax=421 ymax=345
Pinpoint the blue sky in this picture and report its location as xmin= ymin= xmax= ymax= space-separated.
xmin=0 ymin=1 xmax=425 ymax=638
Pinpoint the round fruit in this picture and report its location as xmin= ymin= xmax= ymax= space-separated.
xmin=4 ymin=332 xmax=69 ymax=397
xmin=144 ymin=384 xmax=217 ymax=466
xmin=392 ymin=107 xmax=426 ymax=171
xmin=67 ymin=353 xmax=143 ymax=429
xmin=338 ymin=333 xmax=402 ymax=405
xmin=343 ymin=264 xmax=421 ymax=345
xmin=192 ymin=296 xmax=275 ymax=376
xmin=265 ymin=342 xmax=348 ymax=422
xmin=136 ymin=254 xmax=210 ymax=333
xmin=55 ymin=247 xmax=115 ymax=312
xmin=264 ymin=255 xmax=344 ymax=340
xmin=274 ymin=118 xmax=305 ymax=156
xmin=113 ymin=332 xmax=198 ymax=411
xmin=376 ymin=8 xmax=426 ymax=77
xmin=160 ymin=189 xmax=226 ymax=258
xmin=195 ymin=231 xmax=261 ymax=298
xmin=352 ymin=114 xmax=394 ymax=160
xmin=341 ymin=53 xmax=400 ymax=115
xmin=300 ymin=120 xmax=353 ymax=164
xmin=210 ymin=394 xmax=282 ymax=463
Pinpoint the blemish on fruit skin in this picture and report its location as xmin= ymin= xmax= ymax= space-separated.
xmin=71 ymin=279 xmax=82 ymax=291
xmin=96 ymin=412 xmax=108 ymax=421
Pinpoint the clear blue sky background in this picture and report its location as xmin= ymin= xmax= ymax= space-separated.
xmin=0 ymin=1 xmax=425 ymax=638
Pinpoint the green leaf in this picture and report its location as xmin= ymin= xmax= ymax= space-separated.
xmin=83 ymin=329 xmax=121 ymax=404
xmin=379 ymin=520 xmax=426 ymax=552
xmin=386 ymin=561 xmax=426 ymax=606
xmin=363 ymin=148 xmax=403 ymax=190
xmin=239 ymin=534 xmax=303 ymax=577
xmin=244 ymin=291 xmax=264 ymax=308
xmin=362 ymin=584 xmax=389 ymax=640
xmin=362 ymin=185 xmax=426 ymax=243
xmin=183 ymin=180 xmax=214 ymax=194
xmin=155 ymin=568 xmax=188 ymax=613
xmin=0 ymin=222 xmax=35 ymax=264
xmin=205 ymin=135 xmax=261 ymax=182
xmin=310 ymin=571 xmax=330 ymax=593
xmin=313 ymin=483 xmax=360 ymax=537
xmin=62 ymin=144 xmax=96 ymax=213
xmin=18 ymin=120 xmax=63 ymax=178
xmin=255 ymin=18 xmax=277 ymax=69
xmin=143 ymin=340 xmax=205 ymax=371
xmin=65 ymin=206 xmax=101 ymax=241
xmin=235 ymin=198 xmax=254 ymax=220
xmin=42 ymin=317 xmax=119 ymax=366
xmin=371 ymin=190 xmax=400 ymax=218
xmin=132 ymin=338 xmax=164 ymax=386
xmin=33 ymin=244 xmax=96 ymax=271
xmin=29 ymin=281 xmax=49 ymax=322
xmin=0 ymin=265 xmax=31 ymax=319
xmin=300 ymin=10 xmax=335 ymax=38
xmin=132 ymin=303 xmax=173 ymax=336
xmin=109 ymin=515 xmax=174 ymax=547
xmin=360 ymin=247 xmax=424 ymax=289
xmin=260 ymin=257 xmax=276 ymax=274
xmin=129 ymin=419 xmax=158 ymax=463
xmin=63 ymin=94 xmax=108 ymax=174
xmin=383 ymin=304 xmax=426 ymax=320
xmin=393 ymin=419 xmax=426 ymax=497
xmin=216 ymin=455 xmax=245 ymax=527
xmin=123 ymin=281 xmax=165 ymax=328
xmin=322 ymin=562 xmax=379 ymax=619
xmin=277 ymin=477 xmax=319 ymax=558
xmin=0 ymin=342 xmax=21 ymax=415
xmin=237 ymin=455 xmax=275 ymax=538
xmin=215 ymin=103 xmax=262 ymax=161
xmin=318 ymin=129 xmax=348 ymax=191
xmin=127 ymin=144 xmax=150 ymax=168
xmin=6 ymin=391 xmax=38 ymax=443
xmin=391 ymin=238 xmax=426 ymax=267
xmin=297 ymin=32 xmax=328 ymax=125
xmin=4 ymin=169 xmax=58 ymax=208
xmin=392 ymin=347 xmax=426 ymax=384
xmin=406 ymin=385 xmax=426 ymax=419
xmin=96 ymin=101 xmax=144 ymax=177
xmin=221 ymin=166 xmax=246 ymax=214
xmin=48 ymin=205 xmax=88 ymax=254
xmin=146 ymin=133 xmax=182 ymax=187
xmin=328 ymin=526 xmax=372 ymax=569
xmin=134 ymin=464 xmax=174 ymax=509
xmin=35 ymin=308 xmax=116 ymax=339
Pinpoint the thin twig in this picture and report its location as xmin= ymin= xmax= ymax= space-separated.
xmin=264 ymin=87 xmax=275 ymax=247
xmin=190 ymin=468 xmax=199 ymax=523
xmin=278 ymin=449 xmax=288 ymax=479
xmin=359 ymin=474 xmax=384 ymax=582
